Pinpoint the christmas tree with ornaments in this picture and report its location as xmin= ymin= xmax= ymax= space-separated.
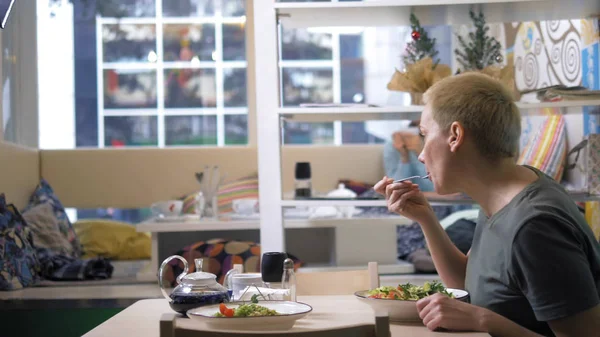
xmin=403 ymin=13 xmax=440 ymax=68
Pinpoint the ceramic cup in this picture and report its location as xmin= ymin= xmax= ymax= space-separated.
xmin=261 ymin=252 xmax=288 ymax=283
xmin=232 ymin=198 xmax=259 ymax=215
xmin=151 ymin=200 xmax=183 ymax=217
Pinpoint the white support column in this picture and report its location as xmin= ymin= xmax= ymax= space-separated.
xmin=250 ymin=0 xmax=285 ymax=253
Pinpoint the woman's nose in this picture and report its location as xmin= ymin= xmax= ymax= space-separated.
xmin=418 ymin=151 xmax=425 ymax=163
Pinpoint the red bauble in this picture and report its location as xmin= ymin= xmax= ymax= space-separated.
xmin=411 ymin=30 xmax=420 ymax=40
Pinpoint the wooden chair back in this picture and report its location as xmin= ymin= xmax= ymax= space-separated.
xmin=295 ymin=262 xmax=379 ymax=296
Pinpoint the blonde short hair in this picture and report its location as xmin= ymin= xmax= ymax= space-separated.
xmin=423 ymin=72 xmax=521 ymax=160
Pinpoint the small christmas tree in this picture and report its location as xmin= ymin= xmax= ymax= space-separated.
xmin=403 ymin=13 xmax=439 ymax=68
xmin=454 ymin=9 xmax=503 ymax=71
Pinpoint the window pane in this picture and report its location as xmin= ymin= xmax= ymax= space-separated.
xmin=223 ymin=23 xmax=245 ymax=61
xmin=342 ymin=122 xmax=385 ymax=144
xmin=99 ymin=0 xmax=156 ymax=18
xmin=281 ymin=68 xmax=333 ymax=106
xmin=223 ymin=68 xmax=246 ymax=107
xmin=105 ymin=116 xmax=158 ymax=147
xmin=340 ymin=34 xmax=365 ymax=104
xmin=76 ymin=207 xmax=152 ymax=224
xmin=163 ymin=24 xmax=216 ymax=62
xmin=281 ymin=27 xmax=332 ymax=60
xmin=164 ymin=68 xmax=217 ymax=108
xmin=162 ymin=0 xmax=214 ymax=17
xmin=224 ymin=114 xmax=248 ymax=145
xmin=222 ymin=0 xmax=245 ymax=17
xmin=102 ymin=24 xmax=157 ymax=63
xmin=104 ymin=70 xmax=157 ymax=109
xmin=283 ymin=121 xmax=334 ymax=145
xmin=165 ymin=115 xmax=217 ymax=146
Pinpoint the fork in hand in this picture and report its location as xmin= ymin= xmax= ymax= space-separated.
xmin=393 ymin=174 xmax=430 ymax=183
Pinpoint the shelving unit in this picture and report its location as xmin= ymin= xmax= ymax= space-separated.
xmin=279 ymin=100 xmax=600 ymax=122
xmin=275 ymin=0 xmax=600 ymax=27
xmin=251 ymin=0 xmax=600 ymax=268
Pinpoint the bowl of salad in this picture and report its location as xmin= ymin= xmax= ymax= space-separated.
xmin=354 ymin=281 xmax=468 ymax=322
xmin=186 ymin=299 xmax=313 ymax=331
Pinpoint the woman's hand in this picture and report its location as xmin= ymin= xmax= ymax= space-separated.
xmin=373 ymin=176 xmax=435 ymax=224
xmin=416 ymin=293 xmax=487 ymax=332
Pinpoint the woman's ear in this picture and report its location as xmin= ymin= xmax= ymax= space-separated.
xmin=448 ymin=122 xmax=464 ymax=152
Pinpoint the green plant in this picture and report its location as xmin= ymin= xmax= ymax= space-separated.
xmin=403 ymin=13 xmax=440 ymax=68
xmin=454 ymin=9 xmax=503 ymax=71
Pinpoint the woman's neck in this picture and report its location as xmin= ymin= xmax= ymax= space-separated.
xmin=459 ymin=160 xmax=537 ymax=218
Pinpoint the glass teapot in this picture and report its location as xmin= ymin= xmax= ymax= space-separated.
xmin=159 ymin=255 xmax=231 ymax=314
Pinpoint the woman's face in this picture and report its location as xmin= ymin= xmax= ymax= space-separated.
xmin=417 ymin=106 xmax=458 ymax=195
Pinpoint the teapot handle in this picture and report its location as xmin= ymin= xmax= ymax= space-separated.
xmin=158 ymin=255 xmax=188 ymax=301
xmin=223 ymin=264 xmax=242 ymax=290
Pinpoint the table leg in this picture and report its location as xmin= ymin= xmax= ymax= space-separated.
xmin=136 ymin=232 xmax=159 ymax=282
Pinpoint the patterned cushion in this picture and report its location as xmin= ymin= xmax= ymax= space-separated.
xmin=517 ymin=114 xmax=568 ymax=182
xmin=163 ymin=238 xmax=304 ymax=287
xmin=25 ymin=179 xmax=82 ymax=258
xmin=22 ymin=203 xmax=74 ymax=257
xmin=217 ymin=175 xmax=259 ymax=214
xmin=0 ymin=194 xmax=41 ymax=290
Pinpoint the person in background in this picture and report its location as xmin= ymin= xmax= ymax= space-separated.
xmin=375 ymin=72 xmax=600 ymax=336
xmin=385 ymin=121 xmax=472 ymax=266
xmin=384 ymin=120 xmax=434 ymax=192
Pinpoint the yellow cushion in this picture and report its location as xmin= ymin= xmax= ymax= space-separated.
xmin=73 ymin=219 xmax=151 ymax=260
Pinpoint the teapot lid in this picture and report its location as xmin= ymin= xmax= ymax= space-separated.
xmin=181 ymin=259 xmax=218 ymax=286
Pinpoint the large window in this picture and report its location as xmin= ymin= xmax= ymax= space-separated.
xmin=98 ymin=0 xmax=247 ymax=147
xmin=37 ymin=0 xmax=248 ymax=150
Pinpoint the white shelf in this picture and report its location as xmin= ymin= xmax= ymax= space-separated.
xmin=281 ymin=192 xmax=600 ymax=208
xmin=276 ymin=0 xmax=600 ymax=28
xmin=137 ymin=216 xmax=411 ymax=233
xmin=274 ymin=0 xmax=546 ymax=9
xmin=279 ymin=100 xmax=600 ymax=122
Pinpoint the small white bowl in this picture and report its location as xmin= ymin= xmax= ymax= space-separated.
xmin=186 ymin=301 xmax=313 ymax=331
xmin=354 ymin=288 xmax=469 ymax=322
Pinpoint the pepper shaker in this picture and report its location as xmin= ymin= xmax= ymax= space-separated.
xmin=281 ymin=258 xmax=296 ymax=301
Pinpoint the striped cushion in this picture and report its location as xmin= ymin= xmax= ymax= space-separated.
xmin=217 ymin=175 xmax=259 ymax=214
xmin=517 ymin=113 xmax=567 ymax=182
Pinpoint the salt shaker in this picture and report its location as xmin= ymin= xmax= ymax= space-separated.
xmin=281 ymin=258 xmax=296 ymax=302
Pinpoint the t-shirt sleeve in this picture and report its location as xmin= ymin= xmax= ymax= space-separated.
xmin=510 ymin=217 xmax=599 ymax=322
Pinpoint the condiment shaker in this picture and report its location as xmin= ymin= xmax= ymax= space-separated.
xmin=281 ymin=258 xmax=296 ymax=301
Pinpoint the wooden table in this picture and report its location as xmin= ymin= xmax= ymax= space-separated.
xmin=84 ymin=296 xmax=489 ymax=337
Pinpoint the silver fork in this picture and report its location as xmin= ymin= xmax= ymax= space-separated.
xmin=393 ymin=174 xmax=430 ymax=183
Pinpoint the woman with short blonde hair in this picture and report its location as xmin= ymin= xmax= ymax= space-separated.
xmin=375 ymin=72 xmax=600 ymax=336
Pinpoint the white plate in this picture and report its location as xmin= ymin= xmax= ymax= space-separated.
xmin=354 ymin=288 xmax=469 ymax=323
xmin=186 ymin=301 xmax=313 ymax=331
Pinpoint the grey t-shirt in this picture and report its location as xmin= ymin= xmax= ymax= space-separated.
xmin=465 ymin=166 xmax=600 ymax=336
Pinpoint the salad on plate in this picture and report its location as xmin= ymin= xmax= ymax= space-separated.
xmin=367 ymin=281 xmax=454 ymax=301
xmin=214 ymin=303 xmax=280 ymax=317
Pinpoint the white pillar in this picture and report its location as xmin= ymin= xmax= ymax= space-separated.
xmin=250 ymin=0 xmax=285 ymax=253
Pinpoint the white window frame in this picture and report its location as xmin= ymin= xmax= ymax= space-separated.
xmin=1 ymin=0 xmax=39 ymax=148
xmin=96 ymin=0 xmax=249 ymax=148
